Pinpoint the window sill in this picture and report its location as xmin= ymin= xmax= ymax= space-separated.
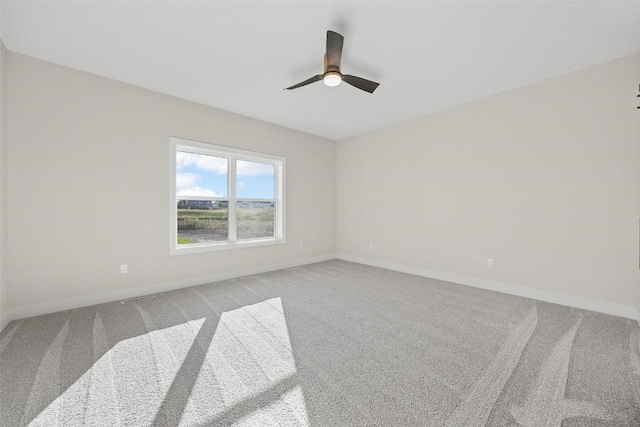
xmin=169 ymin=237 xmax=286 ymax=256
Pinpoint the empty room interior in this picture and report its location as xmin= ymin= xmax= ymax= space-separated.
xmin=0 ymin=1 xmax=639 ymax=426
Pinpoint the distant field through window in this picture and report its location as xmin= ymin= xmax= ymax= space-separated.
xmin=170 ymin=138 xmax=285 ymax=255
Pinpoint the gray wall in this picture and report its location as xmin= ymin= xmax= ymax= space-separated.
xmin=3 ymin=50 xmax=639 ymax=327
xmin=337 ymin=54 xmax=640 ymax=311
xmin=6 ymin=53 xmax=336 ymax=315
xmin=0 ymin=41 xmax=7 ymax=329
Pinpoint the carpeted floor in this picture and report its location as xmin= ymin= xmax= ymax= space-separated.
xmin=1 ymin=260 xmax=639 ymax=426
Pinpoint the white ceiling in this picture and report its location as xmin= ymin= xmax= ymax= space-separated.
xmin=2 ymin=1 xmax=639 ymax=140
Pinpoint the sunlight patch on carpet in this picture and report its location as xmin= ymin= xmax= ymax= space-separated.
xmin=185 ymin=296 xmax=309 ymax=426
xmin=27 ymin=316 xmax=206 ymax=426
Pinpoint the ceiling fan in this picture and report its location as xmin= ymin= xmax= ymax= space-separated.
xmin=285 ymin=30 xmax=380 ymax=94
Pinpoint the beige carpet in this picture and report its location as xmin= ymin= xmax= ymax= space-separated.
xmin=1 ymin=260 xmax=639 ymax=426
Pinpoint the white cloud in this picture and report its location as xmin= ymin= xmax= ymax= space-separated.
xmin=176 ymin=172 xmax=199 ymax=190
xmin=177 ymin=151 xmax=227 ymax=174
xmin=237 ymin=160 xmax=274 ymax=177
xmin=177 ymin=186 xmax=220 ymax=197
xmin=176 ymin=172 xmax=221 ymax=197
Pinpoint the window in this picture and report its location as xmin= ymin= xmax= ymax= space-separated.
xmin=169 ymin=137 xmax=285 ymax=255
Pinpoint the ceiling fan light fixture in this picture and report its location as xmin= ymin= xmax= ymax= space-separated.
xmin=285 ymin=31 xmax=379 ymax=93
xmin=323 ymin=72 xmax=342 ymax=87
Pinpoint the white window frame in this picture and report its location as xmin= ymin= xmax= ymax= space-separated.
xmin=169 ymin=137 xmax=285 ymax=255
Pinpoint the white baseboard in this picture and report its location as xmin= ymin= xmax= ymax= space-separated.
xmin=336 ymin=254 xmax=638 ymax=321
xmin=1 ymin=254 xmax=335 ymax=329
xmin=2 ymin=252 xmax=638 ymax=332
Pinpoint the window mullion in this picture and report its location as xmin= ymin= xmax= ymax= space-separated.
xmin=228 ymin=156 xmax=237 ymax=241
xmin=275 ymin=161 xmax=282 ymax=239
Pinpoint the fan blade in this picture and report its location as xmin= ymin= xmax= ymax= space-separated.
xmin=326 ymin=31 xmax=344 ymax=71
xmin=343 ymin=75 xmax=380 ymax=93
xmin=285 ymin=75 xmax=323 ymax=90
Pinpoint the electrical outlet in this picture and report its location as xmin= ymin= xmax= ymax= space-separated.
xmin=120 ymin=264 xmax=128 ymax=274
xmin=299 ymin=243 xmax=304 ymax=250
xmin=487 ymin=258 xmax=494 ymax=268
xmin=369 ymin=243 xmax=373 ymax=250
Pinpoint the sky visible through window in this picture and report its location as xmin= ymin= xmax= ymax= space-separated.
xmin=176 ymin=151 xmax=275 ymax=199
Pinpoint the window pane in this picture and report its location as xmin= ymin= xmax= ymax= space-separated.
xmin=177 ymin=200 xmax=228 ymax=244
xmin=236 ymin=160 xmax=275 ymax=199
xmin=176 ymin=151 xmax=228 ymax=198
xmin=237 ymin=201 xmax=275 ymax=240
